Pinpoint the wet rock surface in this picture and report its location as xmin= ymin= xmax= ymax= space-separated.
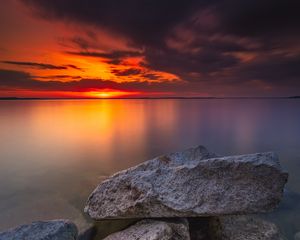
xmin=85 ymin=146 xmax=288 ymax=219
xmin=0 ymin=219 xmax=78 ymax=240
xmin=210 ymin=215 xmax=283 ymax=240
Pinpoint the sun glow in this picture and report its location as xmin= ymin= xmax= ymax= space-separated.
xmin=87 ymin=90 xmax=140 ymax=98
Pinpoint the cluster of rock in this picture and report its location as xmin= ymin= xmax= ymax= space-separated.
xmin=0 ymin=146 xmax=288 ymax=239
xmin=0 ymin=220 xmax=78 ymax=240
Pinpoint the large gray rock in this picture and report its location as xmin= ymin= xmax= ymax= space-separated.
xmin=0 ymin=219 xmax=78 ymax=240
xmin=211 ymin=215 xmax=283 ymax=240
xmin=85 ymin=146 xmax=288 ymax=219
xmin=103 ymin=219 xmax=190 ymax=240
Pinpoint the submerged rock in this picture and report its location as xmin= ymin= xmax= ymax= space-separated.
xmin=103 ymin=218 xmax=190 ymax=240
xmin=211 ymin=215 xmax=283 ymax=240
xmin=295 ymin=232 xmax=300 ymax=240
xmin=0 ymin=219 xmax=78 ymax=240
xmin=85 ymin=146 xmax=288 ymax=219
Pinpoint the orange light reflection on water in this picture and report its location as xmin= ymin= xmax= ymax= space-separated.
xmin=18 ymin=100 xmax=179 ymax=172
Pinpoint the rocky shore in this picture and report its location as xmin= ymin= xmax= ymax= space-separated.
xmin=0 ymin=146 xmax=288 ymax=239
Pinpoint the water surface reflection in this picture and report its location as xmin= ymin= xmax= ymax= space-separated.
xmin=0 ymin=99 xmax=299 ymax=238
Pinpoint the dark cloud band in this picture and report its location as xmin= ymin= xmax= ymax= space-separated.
xmin=2 ymin=61 xmax=83 ymax=71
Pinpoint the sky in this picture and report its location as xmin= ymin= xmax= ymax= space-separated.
xmin=0 ymin=0 xmax=299 ymax=98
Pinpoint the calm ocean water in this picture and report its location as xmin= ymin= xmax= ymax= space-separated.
xmin=0 ymin=99 xmax=299 ymax=238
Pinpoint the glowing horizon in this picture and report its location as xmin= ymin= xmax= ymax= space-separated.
xmin=0 ymin=0 xmax=299 ymax=97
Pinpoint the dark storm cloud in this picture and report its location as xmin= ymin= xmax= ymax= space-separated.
xmin=21 ymin=0 xmax=300 ymax=95
xmin=1 ymin=68 xmax=300 ymax=96
xmin=142 ymin=73 xmax=160 ymax=81
xmin=0 ymin=69 xmax=32 ymax=86
xmin=112 ymin=68 xmax=141 ymax=76
xmin=22 ymin=0 xmax=300 ymax=43
xmin=71 ymin=36 xmax=92 ymax=51
xmin=0 ymin=69 xmax=179 ymax=93
xmin=35 ymin=75 xmax=82 ymax=80
xmin=22 ymin=0 xmax=206 ymax=46
xmin=237 ymin=54 xmax=300 ymax=84
xmin=0 ymin=69 xmax=118 ymax=91
xmin=216 ymin=0 xmax=300 ymax=37
xmin=65 ymin=50 xmax=143 ymax=65
xmin=65 ymin=64 xmax=84 ymax=71
xmin=2 ymin=61 xmax=83 ymax=71
xmin=144 ymin=47 xmax=240 ymax=82
xmin=2 ymin=61 xmax=68 ymax=70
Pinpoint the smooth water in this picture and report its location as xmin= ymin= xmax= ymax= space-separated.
xmin=0 ymin=99 xmax=299 ymax=238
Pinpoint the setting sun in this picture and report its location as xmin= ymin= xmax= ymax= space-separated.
xmin=86 ymin=90 xmax=140 ymax=98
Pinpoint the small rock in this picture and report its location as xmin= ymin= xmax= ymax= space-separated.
xmin=0 ymin=219 xmax=78 ymax=240
xmin=85 ymin=146 xmax=288 ymax=219
xmin=211 ymin=215 xmax=283 ymax=240
xmin=294 ymin=231 xmax=300 ymax=240
xmin=103 ymin=218 xmax=190 ymax=240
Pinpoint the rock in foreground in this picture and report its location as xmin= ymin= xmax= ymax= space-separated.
xmin=103 ymin=219 xmax=190 ymax=240
xmin=0 ymin=220 xmax=78 ymax=240
xmin=211 ymin=215 xmax=283 ymax=240
xmin=85 ymin=146 xmax=288 ymax=219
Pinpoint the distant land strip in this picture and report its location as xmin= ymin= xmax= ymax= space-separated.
xmin=0 ymin=96 xmax=300 ymax=100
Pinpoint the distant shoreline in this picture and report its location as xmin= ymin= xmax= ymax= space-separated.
xmin=0 ymin=96 xmax=299 ymax=100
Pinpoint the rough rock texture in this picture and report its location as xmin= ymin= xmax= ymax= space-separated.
xmin=0 ymin=219 xmax=78 ymax=240
xmin=211 ymin=215 xmax=283 ymax=240
xmin=85 ymin=146 xmax=288 ymax=219
xmin=103 ymin=218 xmax=190 ymax=240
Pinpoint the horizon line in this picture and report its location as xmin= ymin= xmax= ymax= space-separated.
xmin=0 ymin=96 xmax=300 ymax=100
